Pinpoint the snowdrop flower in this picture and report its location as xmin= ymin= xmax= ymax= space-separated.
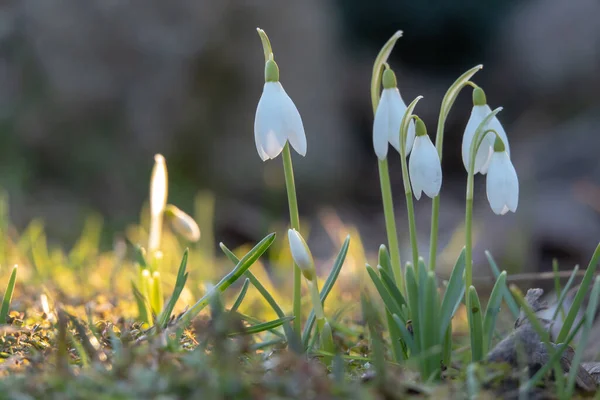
xmin=254 ymin=58 xmax=306 ymax=161
xmin=288 ymin=229 xmax=315 ymax=281
xmin=373 ymin=68 xmax=415 ymax=160
xmin=461 ymin=87 xmax=510 ymax=174
xmin=149 ymin=154 xmax=168 ymax=252
xmin=486 ymin=137 xmax=518 ymax=215
xmin=408 ymin=118 xmax=442 ymax=200
xmin=165 ymin=204 xmax=201 ymax=242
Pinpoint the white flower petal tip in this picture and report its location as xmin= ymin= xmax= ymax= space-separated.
xmin=408 ymin=134 xmax=442 ymax=200
xmin=287 ymin=229 xmax=315 ymax=280
xmin=150 ymin=154 xmax=168 ymax=217
xmin=254 ymin=82 xmax=307 ymax=161
xmin=373 ymin=88 xmax=413 ymax=160
xmin=461 ymin=104 xmax=510 ymax=174
xmin=486 ymin=151 xmax=519 ymax=215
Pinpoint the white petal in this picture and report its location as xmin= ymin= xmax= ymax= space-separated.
xmin=287 ymin=229 xmax=314 ymax=273
xmin=488 ymin=115 xmax=510 ymax=157
xmin=386 ymin=89 xmax=406 ymax=155
xmin=462 ymin=105 xmax=495 ymax=174
xmin=486 ymin=151 xmax=519 ymax=215
xmin=254 ymin=82 xmax=288 ymax=160
xmin=280 ymin=85 xmax=307 ymax=156
xmin=409 ymin=135 xmax=442 ymax=200
xmin=373 ymin=90 xmax=391 ymax=160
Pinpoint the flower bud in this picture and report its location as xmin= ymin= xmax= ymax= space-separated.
xmin=150 ymin=154 xmax=168 ymax=217
xmin=165 ymin=204 xmax=201 ymax=242
xmin=287 ymin=229 xmax=315 ymax=281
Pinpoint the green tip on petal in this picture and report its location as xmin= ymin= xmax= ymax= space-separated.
xmin=382 ymin=68 xmax=397 ymax=89
xmin=265 ymin=59 xmax=279 ymax=82
xmin=493 ymin=136 xmax=506 ymax=152
xmin=415 ymin=117 xmax=427 ymax=137
xmin=473 ymin=87 xmax=487 ymax=106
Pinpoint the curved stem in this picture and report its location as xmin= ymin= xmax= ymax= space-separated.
xmin=282 ymin=144 xmax=303 ymax=339
xmin=464 ymin=109 xmax=503 ymax=294
xmin=399 ymin=97 xmax=424 ymax=276
xmin=428 ymin=66 xmax=483 ymax=272
xmin=371 ymin=31 xmax=404 ymax=291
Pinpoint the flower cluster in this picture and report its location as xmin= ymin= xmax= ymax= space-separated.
xmin=461 ymin=87 xmax=518 ymax=215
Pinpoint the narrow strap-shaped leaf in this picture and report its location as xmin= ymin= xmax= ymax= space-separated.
xmin=179 ymin=233 xmax=275 ymax=327
xmin=439 ymin=248 xmax=466 ymax=340
xmin=552 ymin=265 xmax=579 ymax=321
xmin=392 ymin=313 xmax=415 ymax=354
xmin=302 ymin=236 xmax=350 ymax=348
xmin=229 ymin=316 xmax=295 ymax=336
xmin=566 ymin=276 xmax=600 ymax=395
xmin=467 ymin=286 xmax=483 ymax=362
xmin=482 ymin=271 xmax=506 ymax=354
xmin=230 ymin=278 xmax=250 ymax=313
xmin=405 ymin=264 xmax=421 ymax=353
xmin=157 ymin=249 xmax=189 ymax=328
xmin=220 ymin=242 xmax=298 ymax=350
xmin=366 ymin=265 xmax=403 ymax=317
xmin=485 ymin=251 xmax=519 ymax=318
xmin=557 ymin=243 xmax=600 ymax=343
xmin=0 ymin=265 xmax=18 ymax=324
xmin=378 ymin=266 xmax=407 ymax=314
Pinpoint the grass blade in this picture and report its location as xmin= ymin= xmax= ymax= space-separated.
xmin=0 ymin=265 xmax=18 ymax=324
xmin=483 ymin=271 xmax=507 ymax=354
xmin=439 ymin=248 xmax=466 ymax=340
xmin=362 ymin=293 xmax=386 ymax=387
xmin=485 ymin=251 xmax=519 ymax=318
xmin=552 ymin=265 xmax=579 ymax=321
xmin=566 ymin=276 xmax=600 ymax=396
xmin=230 ymin=316 xmax=295 ymax=336
xmin=157 ymin=249 xmax=189 ymax=328
xmin=302 ymin=235 xmax=350 ymax=348
xmin=392 ymin=313 xmax=415 ymax=354
xmin=366 ymin=265 xmax=403 ymax=317
xmin=467 ymin=286 xmax=484 ymax=362
xmin=405 ymin=264 xmax=420 ymax=353
xmin=230 ymin=278 xmax=250 ymax=313
xmin=557 ymin=243 xmax=600 ymax=343
xmin=378 ymin=267 xmax=407 ymax=316
xmin=131 ymin=281 xmax=151 ymax=324
xmin=220 ymin=242 xmax=297 ymax=349
xmin=378 ymin=244 xmax=393 ymax=278
xmin=179 ymin=233 xmax=276 ymax=327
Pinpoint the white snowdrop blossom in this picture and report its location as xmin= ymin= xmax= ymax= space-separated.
xmin=486 ymin=139 xmax=518 ymax=215
xmin=287 ymin=229 xmax=315 ymax=281
xmin=165 ymin=205 xmax=201 ymax=242
xmin=373 ymin=68 xmax=415 ymax=160
xmin=462 ymin=87 xmax=510 ymax=174
xmin=408 ymin=118 xmax=442 ymax=200
xmin=254 ymin=59 xmax=306 ymax=161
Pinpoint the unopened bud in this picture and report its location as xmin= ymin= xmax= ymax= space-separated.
xmin=287 ymin=229 xmax=315 ymax=281
xmin=165 ymin=205 xmax=201 ymax=242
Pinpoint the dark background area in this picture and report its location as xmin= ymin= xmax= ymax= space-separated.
xmin=1 ymin=0 xmax=599 ymax=276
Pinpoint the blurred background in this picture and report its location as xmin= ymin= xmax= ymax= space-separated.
xmin=1 ymin=0 xmax=599 ymax=279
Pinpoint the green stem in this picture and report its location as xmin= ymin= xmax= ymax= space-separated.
xmin=428 ymin=66 xmax=483 ymax=272
xmin=282 ymin=144 xmax=303 ymax=339
xmin=400 ymin=158 xmax=419 ymax=271
xmin=399 ymin=100 xmax=424 ymax=275
xmin=308 ymin=279 xmax=325 ymax=326
xmin=371 ymin=31 xmax=404 ymax=293
xmin=378 ymin=159 xmax=404 ymax=289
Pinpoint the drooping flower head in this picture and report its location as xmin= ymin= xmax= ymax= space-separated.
xmin=408 ymin=118 xmax=442 ymax=200
xmin=462 ymin=87 xmax=510 ymax=174
xmin=486 ymin=137 xmax=518 ymax=215
xmin=373 ymin=68 xmax=415 ymax=160
xmin=287 ymin=229 xmax=315 ymax=281
xmin=254 ymin=58 xmax=307 ymax=161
